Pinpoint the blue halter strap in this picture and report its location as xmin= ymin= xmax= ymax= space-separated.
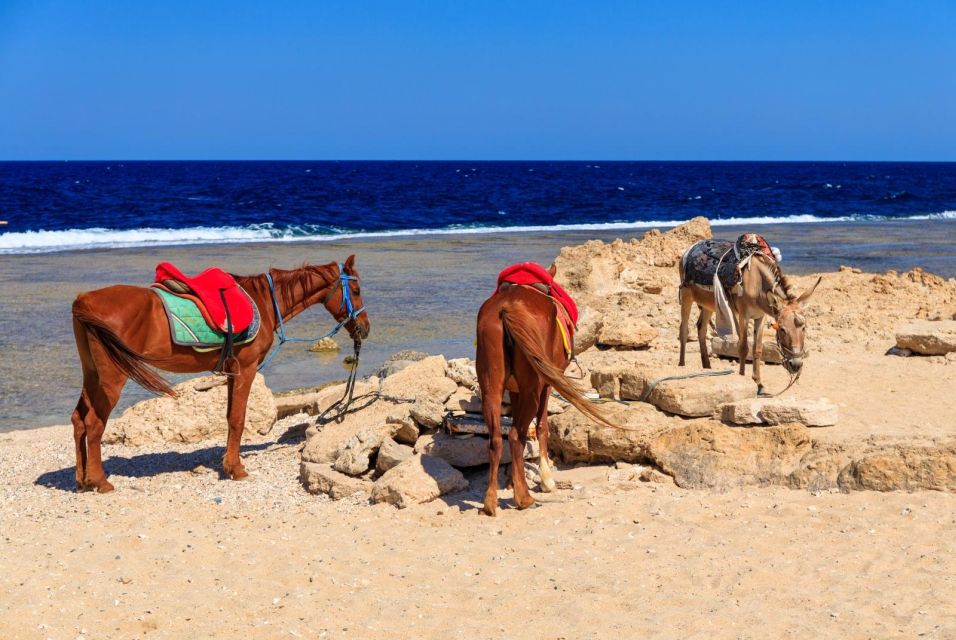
xmin=258 ymin=263 xmax=366 ymax=371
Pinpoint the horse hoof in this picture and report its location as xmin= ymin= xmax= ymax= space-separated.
xmin=481 ymin=503 xmax=497 ymax=517
xmin=229 ymin=469 xmax=249 ymax=481
xmin=540 ymin=478 xmax=557 ymax=493
xmin=757 ymin=384 xmax=766 ymax=396
xmin=94 ymin=480 xmax=115 ymax=493
xmin=76 ymin=483 xmax=94 ymax=493
xmin=515 ymin=496 xmax=537 ymax=510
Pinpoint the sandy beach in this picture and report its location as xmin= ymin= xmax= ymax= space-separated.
xmin=2 ymin=219 xmax=956 ymax=639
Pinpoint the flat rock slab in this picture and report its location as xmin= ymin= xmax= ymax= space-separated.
xmin=376 ymin=437 xmax=414 ymax=473
xmin=371 ymin=454 xmax=468 ymax=508
xmin=300 ymin=462 xmax=372 ymax=500
xmin=379 ymin=355 xmax=457 ymax=404
xmin=896 ymin=320 xmax=956 ymax=355
xmin=414 ymin=432 xmax=539 ymax=468
xmin=621 ymin=369 xmax=757 ymax=418
xmin=719 ymin=397 xmax=838 ymax=427
xmin=711 ymin=336 xmax=784 ymax=364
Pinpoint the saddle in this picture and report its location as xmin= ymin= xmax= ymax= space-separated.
xmin=154 ymin=262 xmax=254 ymax=334
xmin=682 ymin=234 xmax=777 ymax=292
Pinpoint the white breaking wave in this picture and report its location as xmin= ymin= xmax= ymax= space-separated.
xmin=1 ymin=211 xmax=954 ymax=255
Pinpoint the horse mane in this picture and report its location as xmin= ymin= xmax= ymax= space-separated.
xmin=234 ymin=262 xmax=338 ymax=304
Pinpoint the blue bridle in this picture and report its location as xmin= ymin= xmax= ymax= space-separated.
xmin=258 ymin=263 xmax=366 ymax=371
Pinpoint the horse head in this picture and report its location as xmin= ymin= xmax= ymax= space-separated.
xmin=321 ymin=255 xmax=370 ymax=342
xmin=766 ymin=276 xmax=822 ymax=374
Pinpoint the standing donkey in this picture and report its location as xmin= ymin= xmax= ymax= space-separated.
xmin=677 ymin=236 xmax=821 ymax=394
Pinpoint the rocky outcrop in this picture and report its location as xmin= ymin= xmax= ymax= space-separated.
xmin=370 ymin=455 xmax=468 ymax=508
xmin=106 ymin=374 xmax=276 ymax=445
xmin=837 ymin=448 xmax=956 ymax=492
xmin=896 ymin=320 xmax=956 ymax=355
xmin=637 ymin=371 xmax=757 ymax=418
xmin=380 ymin=355 xmax=457 ymax=403
xmin=596 ymin=313 xmax=658 ymax=349
xmin=719 ymin=397 xmax=838 ymax=427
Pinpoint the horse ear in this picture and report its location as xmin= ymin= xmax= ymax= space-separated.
xmin=798 ymin=276 xmax=822 ymax=305
xmin=344 ymin=254 xmax=356 ymax=272
xmin=548 ymin=263 xmax=557 ymax=277
xmin=766 ymin=290 xmax=782 ymax=313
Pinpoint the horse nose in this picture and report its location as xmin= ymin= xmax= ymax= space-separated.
xmin=788 ymin=357 xmax=803 ymax=370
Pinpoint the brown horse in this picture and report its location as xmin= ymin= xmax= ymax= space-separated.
xmin=476 ymin=265 xmax=614 ymax=516
xmin=70 ymin=256 xmax=370 ymax=493
xmin=678 ymin=244 xmax=820 ymax=393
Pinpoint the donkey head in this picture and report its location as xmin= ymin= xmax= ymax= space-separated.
xmin=766 ymin=277 xmax=822 ymax=374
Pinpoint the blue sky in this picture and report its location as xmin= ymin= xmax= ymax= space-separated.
xmin=0 ymin=1 xmax=954 ymax=160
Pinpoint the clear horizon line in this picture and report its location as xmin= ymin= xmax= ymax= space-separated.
xmin=1 ymin=158 xmax=955 ymax=163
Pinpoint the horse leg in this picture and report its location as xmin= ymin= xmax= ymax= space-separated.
xmin=752 ymin=318 xmax=766 ymax=394
xmin=508 ymin=386 xmax=537 ymax=510
xmin=698 ymin=308 xmax=713 ymax=369
xmin=76 ymin=328 xmax=127 ymax=493
xmin=222 ymin=363 xmax=254 ymax=480
xmin=678 ymin=286 xmax=692 ymax=367
xmin=477 ymin=329 xmax=506 ymax=517
xmin=535 ymin=386 xmax=556 ymax=493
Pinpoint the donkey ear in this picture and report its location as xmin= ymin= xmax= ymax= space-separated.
xmin=344 ymin=254 xmax=356 ymax=272
xmin=766 ymin=290 xmax=782 ymax=313
xmin=797 ymin=276 xmax=822 ymax=305
xmin=548 ymin=263 xmax=557 ymax=277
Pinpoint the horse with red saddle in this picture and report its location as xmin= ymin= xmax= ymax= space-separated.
xmin=70 ymin=256 xmax=369 ymax=492
xmin=475 ymin=262 xmax=615 ymax=516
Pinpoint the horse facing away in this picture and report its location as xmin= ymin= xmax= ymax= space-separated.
xmin=476 ymin=264 xmax=616 ymax=516
xmin=70 ymin=256 xmax=370 ymax=493
xmin=678 ymin=240 xmax=820 ymax=393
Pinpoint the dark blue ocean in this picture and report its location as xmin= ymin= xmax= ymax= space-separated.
xmin=1 ymin=161 xmax=955 ymax=253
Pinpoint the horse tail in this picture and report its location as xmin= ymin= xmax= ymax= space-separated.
xmin=500 ymin=308 xmax=619 ymax=430
xmin=72 ymin=300 xmax=175 ymax=396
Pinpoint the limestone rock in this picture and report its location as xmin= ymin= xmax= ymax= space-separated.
xmin=300 ymin=398 xmax=402 ymax=465
xmin=648 ymin=422 xmax=812 ymax=489
xmin=410 ymin=398 xmax=445 ymax=429
xmin=300 ymin=462 xmax=372 ymax=500
xmin=386 ymin=411 xmax=420 ymax=445
xmin=333 ymin=426 xmax=387 ymax=476
xmin=380 ymin=355 xmax=457 ymax=404
xmin=711 ymin=336 xmax=784 ymax=364
xmin=445 ymin=387 xmax=482 ymax=413
xmin=896 ymin=320 xmax=956 ymax=355
xmin=446 ymin=358 xmax=478 ymax=389
xmin=370 ymin=455 xmax=468 ymax=508
xmin=275 ymin=379 xmax=378 ymax=420
xmin=309 ymin=337 xmax=340 ymax=352
xmin=642 ymin=372 xmax=757 ymax=418
xmin=838 ymin=449 xmax=956 ymax=492
xmin=596 ymin=313 xmax=658 ymax=349
xmin=574 ymin=306 xmax=603 ymax=354
xmin=106 ymin=373 xmax=276 ymax=445
xmin=719 ymin=397 xmax=838 ymax=427
xmin=376 ymin=437 xmax=413 ymax=473
xmin=548 ymin=402 xmax=677 ymax=464
xmin=414 ymin=432 xmax=539 ymax=468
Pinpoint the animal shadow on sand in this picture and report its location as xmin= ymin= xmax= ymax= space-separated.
xmin=35 ymin=441 xmax=277 ymax=492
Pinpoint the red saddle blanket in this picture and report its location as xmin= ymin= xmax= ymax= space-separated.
xmin=496 ymin=262 xmax=579 ymax=332
xmin=154 ymin=262 xmax=255 ymax=333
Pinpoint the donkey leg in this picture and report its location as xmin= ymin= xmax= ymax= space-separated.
xmin=736 ymin=309 xmax=749 ymax=377
xmin=752 ymin=318 xmax=766 ymax=394
xmin=535 ymin=386 xmax=557 ymax=493
xmin=698 ymin=308 xmax=714 ymax=369
xmin=222 ymin=364 xmax=254 ymax=480
xmin=678 ymin=287 xmax=693 ymax=367
xmin=508 ymin=390 xmax=537 ymax=510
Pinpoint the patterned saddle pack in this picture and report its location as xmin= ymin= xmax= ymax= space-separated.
xmin=682 ymin=233 xmax=777 ymax=295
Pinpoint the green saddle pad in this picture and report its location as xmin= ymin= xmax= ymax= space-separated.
xmin=153 ymin=287 xmax=260 ymax=352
